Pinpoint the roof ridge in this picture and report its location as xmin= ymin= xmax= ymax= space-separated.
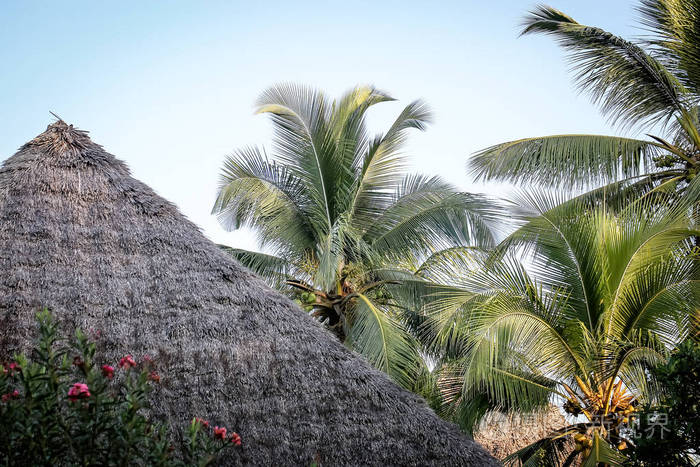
xmin=20 ymin=120 xmax=96 ymax=155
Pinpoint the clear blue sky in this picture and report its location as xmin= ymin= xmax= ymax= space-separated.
xmin=1 ymin=1 xmax=641 ymax=251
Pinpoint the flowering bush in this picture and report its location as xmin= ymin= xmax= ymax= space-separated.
xmin=67 ymin=382 xmax=91 ymax=401
xmin=0 ymin=310 xmax=241 ymax=465
xmin=119 ymin=354 xmax=137 ymax=369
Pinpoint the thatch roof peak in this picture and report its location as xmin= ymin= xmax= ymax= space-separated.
xmin=24 ymin=120 xmax=98 ymax=157
xmin=0 ymin=122 xmax=498 ymax=466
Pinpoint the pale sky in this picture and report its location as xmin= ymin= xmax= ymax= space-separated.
xmin=1 ymin=1 xmax=641 ymax=252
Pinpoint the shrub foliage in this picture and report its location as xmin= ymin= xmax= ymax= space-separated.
xmin=0 ymin=310 xmax=241 ymax=465
xmin=625 ymin=339 xmax=700 ymax=466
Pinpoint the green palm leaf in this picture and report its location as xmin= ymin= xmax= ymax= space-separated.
xmin=470 ymin=134 xmax=664 ymax=188
xmin=346 ymin=293 xmax=420 ymax=388
xmin=522 ymin=5 xmax=688 ymax=130
xmin=213 ymin=146 xmax=315 ymax=252
xmin=366 ymin=175 xmax=498 ymax=259
xmin=349 ymin=100 xmax=433 ymax=225
xmin=256 ymin=83 xmax=336 ymax=231
xmin=504 ymin=427 xmax=579 ymax=467
xmin=219 ymin=247 xmax=306 ymax=289
xmin=639 ymin=0 xmax=700 ymax=93
xmin=581 ymin=432 xmax=625 ymax=467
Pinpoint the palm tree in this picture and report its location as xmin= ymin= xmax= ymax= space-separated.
xmin=418 ymin=190 xmax=700 ymax=465
xmin=470 ymin=3 xmax=700 ymax=205
xmin=212 ymin=84 xmax=497 ymax=387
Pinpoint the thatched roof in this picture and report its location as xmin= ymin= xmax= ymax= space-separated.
xmin=0 ymin=121 xmax=498 ymax=466
xmin=474 ymin=406 xmax=573 ymax=462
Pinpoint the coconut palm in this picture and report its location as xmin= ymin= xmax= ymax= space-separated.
xmin=212 ymin=84 xmax=497 ymax=387
xmin=470 ymin=3 xmax=700 ymax=205
xmin=418 ymin=189 xmax=700 ymax=465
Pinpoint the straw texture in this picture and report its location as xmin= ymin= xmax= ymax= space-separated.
xmin=475 ymin=406 xmax=573 ymax=461
xmin=0 ymin=121 xmax=498 ymax=466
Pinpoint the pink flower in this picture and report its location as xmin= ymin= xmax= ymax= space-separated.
xmin=67 ymin=382 xmax=91 ymax=401
xmin=143 ymin=354 xmax=152 ymax=363
xmin=101 ymin=365 xmax=115 ymax=379
xmin=213 ymin=426 xmax=227 ymax=440
xmin=7 ymin=362 xmax=20 ymax=375
xmin=119 ymin=355 xmax=136 ymax=369
xmin=1 ymin=389 xmax=20 ymax=403
xmin=230 ymin=432 xmax=241 ymax=446
xmin=148 ymin=371 xmax=160 ymax=383
xmin=194 ymin=417 xmax=210 ymax=428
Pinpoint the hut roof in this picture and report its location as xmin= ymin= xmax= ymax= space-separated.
xmin=475 ymin=406 xmax=573 ymax=462
xmin=0 ymin=121 xmax=497 ymax=466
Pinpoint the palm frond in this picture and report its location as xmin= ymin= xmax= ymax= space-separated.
xmin=615 ymin=258 xmax=700 ymax=345
xmin=219 ymin=246 xmax=306 ymax=289
xmin=504 ymin=427 xmax=576 ymax=467
xmin=349 ymin=100 xmax=433 ymax=225
xmin=415 ymin=246 xmax=490 ymax=285
xmin=580 ymin=431 xmax=625 ymax=467
xmin=501 ymin=190 xmax=605 ymax=333
xmin=345 ymin=293 xmax=420 ymax=388
xmin=365 ymin=175 xmax=498 ymax=259
xmin=522 ymin=5 xmax=689 ymax=130
xmin=256 ymin=83 xmax=336 ymax=231
xmin=601 ymin=198 xmax=700 ymax=339
xmin=212 ymin=146 xmax=315 ymax=253
xmin=330 ymin=86 xmax=394 ymax=218
xmin=471 ymin=259 xmax=584 ymax=377
xmin=469 ymin=134 xmax=664 ymax=188
xmin=599 ymin=330 xmax=668 ymax=404
xmin=639 ymin=0 xmax=700 ymax=93
xmin=417 ymin=256 xmax=572 ymax=412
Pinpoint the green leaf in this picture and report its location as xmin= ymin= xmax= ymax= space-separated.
xmin=581 ymin=431 xmax=625 ymax=466
xmin=639 ymin=0 xmax=700 ymax=94
xmin=366 ymin=175 xmax=498 ymax=259
xmin=522 ymin=5 xmax=689 ymax=130
xmin=219 ymin=246 xmax=306 ymax=289
xmin=212 ymin=146 xmax=315 ymax=253
xmin=346 ymin=293 xmax=419 ymax=389
xmin=470 ymin=134 xmax=664 ymax=188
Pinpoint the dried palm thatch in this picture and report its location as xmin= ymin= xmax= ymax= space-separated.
xmin=0 ymin=121 xmax=498 ymax=466
xmin=474 ymin=406 xmax=573 ymax=463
